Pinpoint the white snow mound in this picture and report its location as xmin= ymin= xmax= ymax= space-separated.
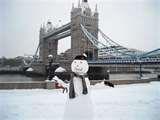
xmin=55 ymin=67 xmax=66 ymax=73
xmin=26 ymin=67 xmax=34 ymax=72
xmin=93 ymin=81 xmax=111 ymax=89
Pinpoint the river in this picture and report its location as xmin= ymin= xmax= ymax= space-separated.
xmin=0 ymin=74 xmax=45 ymax=82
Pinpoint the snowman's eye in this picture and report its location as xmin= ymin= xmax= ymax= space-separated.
xmin=80 ymin=61 xmax=82 ymax=64
xmin=74 ymin=61 xmax=76 ymax=63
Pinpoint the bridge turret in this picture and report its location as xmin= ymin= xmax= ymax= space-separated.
xmin=46 ymin=20 xmax=53 ymax=32
xmin=39 ymin=23 xmax=46 ymax=36
xmin=72 ymin=3 xmax=74 ymax=11
xmin=94 ymin=4 xmax=98 ymax=15
xmin=81 ymin=0 xmax=90 ymax=9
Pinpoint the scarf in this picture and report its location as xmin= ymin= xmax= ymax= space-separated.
xmin=69 ymin=73 xmax=88 ymax=99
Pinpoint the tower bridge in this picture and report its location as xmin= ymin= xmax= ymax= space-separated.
xmin=30 ymin=0 xmax=160 ymax=74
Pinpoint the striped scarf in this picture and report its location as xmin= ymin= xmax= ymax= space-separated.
xmin=69 ymin=73 xmax=88 ymax=99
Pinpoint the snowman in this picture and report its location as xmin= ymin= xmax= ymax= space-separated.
xmin=63 ymin=54 xmax=94 ymax=120
xmin=69 ymin=54 xmax=90 ymax=98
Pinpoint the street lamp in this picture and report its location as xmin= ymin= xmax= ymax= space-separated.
xmin=47 ymin=54 xmax=54 ymax=80
xmin=137 ymin=57 xmax=143 ymax=79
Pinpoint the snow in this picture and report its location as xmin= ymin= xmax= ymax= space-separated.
xmin=26 ymin=68 xmax=34 ymax=72
xmin=0 ymin=82 xmax=160 ymax=120
xmin=55 ymin=67 xmax=66 ymax=73
xmin=93 ymin=81 xmax=110 ymax=89
xmin=63 ymin=94 xmax=94 ymax=120
xmin=62 ymin=77 xmax=92 ymax=120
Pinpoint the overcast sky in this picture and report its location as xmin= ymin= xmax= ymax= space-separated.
xmin=0 ymin=0 xmax=159 ymax=58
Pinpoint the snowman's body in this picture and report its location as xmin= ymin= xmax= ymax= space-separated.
xmin=72 ymin=76 xmax=90 ymax=97
xmin=63 ymin=55 xmax=94 ymax=120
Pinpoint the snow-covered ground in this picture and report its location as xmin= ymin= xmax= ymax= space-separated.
xmin=0 ymin=82 xmax=160 ymax=120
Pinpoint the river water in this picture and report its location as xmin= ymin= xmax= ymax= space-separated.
xmin=0 ymin=73 xmax=157 ymax=82
xmin=0 ymin=74 xmax=45 ymax=82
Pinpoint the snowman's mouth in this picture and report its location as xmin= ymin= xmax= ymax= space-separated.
xmin=75 ymin=67 xmax=83 ymax=71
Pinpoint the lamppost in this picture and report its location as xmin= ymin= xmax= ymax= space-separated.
xmin=106 ymin=70 xmax=110 ymax=80
xmin=47 ymin=54 xmax=54 ymax=80
xmin=137 ymin=57 xmax=143 ymax=79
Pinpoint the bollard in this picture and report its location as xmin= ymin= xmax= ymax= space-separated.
xmin=158 ymin=74 xmax=160 ymax=80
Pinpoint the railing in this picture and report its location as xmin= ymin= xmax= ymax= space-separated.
xmin=88 ymin=58 xmax=160 ymax=64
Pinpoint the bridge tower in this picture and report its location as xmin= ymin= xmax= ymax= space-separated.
xmin=71 ymin=0 xmax=99 ymax=60
xmin=39 ymin=21 xmax=58 ymax=64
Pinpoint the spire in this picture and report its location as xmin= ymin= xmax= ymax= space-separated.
xmin=95 ymin=4 xmax=98 ymax=13
xmin=72 ymin=3 xmax=74 ymax=10
xmin=40 ymin=23 xmax=46 ymax=35
xmin=78 ymin=0 xmax=80 ymax=8
xmin=40 ymin=24 xmax=43 ymax=29
xmin=43 ymin=22 xmax=45 ymax=28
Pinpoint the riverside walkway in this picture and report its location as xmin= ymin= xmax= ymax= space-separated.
xmin=0 ymin=78 xmax=159 ymax=89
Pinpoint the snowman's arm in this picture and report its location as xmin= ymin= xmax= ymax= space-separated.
xmin=52 ymin=76 xmax=69 ymax=88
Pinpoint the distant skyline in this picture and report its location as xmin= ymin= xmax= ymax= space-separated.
xmin=0 ymin=0 xmax=160 ymax=58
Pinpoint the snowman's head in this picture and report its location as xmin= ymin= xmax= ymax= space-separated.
xmin=71 ymin=55 xmax=89 ymax=75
